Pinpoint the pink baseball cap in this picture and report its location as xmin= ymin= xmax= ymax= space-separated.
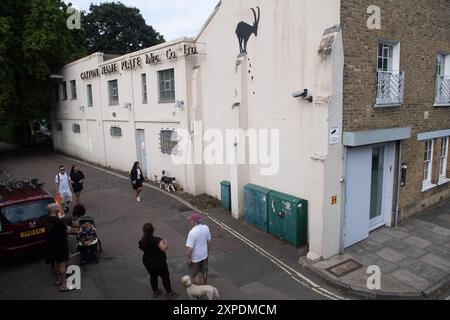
xmin=188 ymin=214 xmax=202 ymax=223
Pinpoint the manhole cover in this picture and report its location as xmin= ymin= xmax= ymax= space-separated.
xmin=326 ymin=259 xmax=363 ymax=278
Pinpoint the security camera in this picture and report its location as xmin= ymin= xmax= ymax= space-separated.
xmin=292 ymin=89 xmax=313 ymax=102
xmin=292 ymin=89 xmax=308 ymax=98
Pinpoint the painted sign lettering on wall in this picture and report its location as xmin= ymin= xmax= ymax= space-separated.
xmin=101 ymin=63 xmax=119 ymax=75
xmin=80 ymin=68 xmax=100 ymax=80
xmin=236 ymin=7 xmax=261 ymax=54
xmin=80 ymin=43 xmax=200 ymax=80
xmin=146 ymin=53 xmax=161 ymax=64
xmin=121 ymin=57 xmax=142 ymax=70
xmin=183 ymin=44 xmax=198 ymax=56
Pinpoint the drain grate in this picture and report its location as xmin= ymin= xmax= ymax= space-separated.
xmin=326 ymin=259 xmax=363 ymax=278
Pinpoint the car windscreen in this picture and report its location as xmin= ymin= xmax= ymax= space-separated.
xmin=2 ymin=199 xmax=54 ymax=224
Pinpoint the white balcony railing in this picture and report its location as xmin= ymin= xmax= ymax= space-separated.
xmin=376 ymin=70 xmax=405 ymax=106
xmin=435 ymin=75 xmax=450 ymax=106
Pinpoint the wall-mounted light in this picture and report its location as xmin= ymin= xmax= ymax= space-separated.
xmin=401 ymin=161 xmax=408 ymax=187
xmin=292 ymin=89 xmax=313 ymax=103
xmin=175 ymin=99 xmax=185 ymax=109
xmin=124 ymin=103 xmax=132 ymax=110
xmin=79 ymin=106 xmax=85 ymax=112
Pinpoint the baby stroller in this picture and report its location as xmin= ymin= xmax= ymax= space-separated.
xmin=77 ymin=216 xmax=102 ymax=266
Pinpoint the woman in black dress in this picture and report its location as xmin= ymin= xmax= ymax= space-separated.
xmin=138 ymin=223 xmax=178 ymax=300
xmin=130 ymin=161 xmax=144 ymax=202
xmin=45 ymin=203 xmax=73 ymax=291
xmin=70 ymin=165 xmax=85 ymax=204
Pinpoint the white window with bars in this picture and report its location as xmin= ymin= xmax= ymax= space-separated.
xmin=159 ymin=129 xmax=178 ymax=155
xmin=72 ymin=123 xmax=81 ymax=134
xmin=438 ymin=137 xmax=449 ymax=184
xmin=110 ymin=126 xmax=122 ymax=138
xmin=423 ymin=140 xmax=436 ymax=191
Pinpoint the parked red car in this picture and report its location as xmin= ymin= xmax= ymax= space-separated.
xmin=0 ymin=179 xmax=55 ymax=258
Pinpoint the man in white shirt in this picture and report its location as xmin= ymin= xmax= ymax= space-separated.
xmin=186 ymin=214 xmax=211 ymax=285
xmin=55 ymin=165 xmax=73 ymax=214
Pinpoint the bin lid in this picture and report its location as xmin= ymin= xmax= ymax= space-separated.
xmin=268 ymin=190 xmax=307 ymax=205
xmin=220 ymin=181 xmax=231 ymax=186
xmin=244 ymin=184 xmax=271 ymax=194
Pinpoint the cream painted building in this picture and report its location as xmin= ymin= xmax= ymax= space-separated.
xmin=52 ymin=0 xmax=450 ymax=262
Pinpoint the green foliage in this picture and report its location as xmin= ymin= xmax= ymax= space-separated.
xmin=84 ymin=2 xmax=165 ymax=55
xmin=0 ymin=0 xmax=86 ymax=127
xmin=0 ymin=0 xmax=165 ymax=134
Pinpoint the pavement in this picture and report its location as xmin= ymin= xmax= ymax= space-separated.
xmin=0 ymin=142 xmax=348 ymax=300
xmin=301 ymin=200 xmax=450 ymax=300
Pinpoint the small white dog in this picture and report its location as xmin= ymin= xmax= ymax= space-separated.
xmin=181 ymin=275 xmax=220 ymax=300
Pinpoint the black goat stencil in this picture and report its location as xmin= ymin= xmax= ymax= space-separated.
xmin=236 ymin=7 xmax=261 ymax=54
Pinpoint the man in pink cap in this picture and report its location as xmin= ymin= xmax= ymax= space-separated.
xmin=186 ymin=213 xmax=212 ymax=285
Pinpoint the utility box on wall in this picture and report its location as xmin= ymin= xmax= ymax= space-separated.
xmin=268 ymin=191 xmax=308 ymax=247
xmin=220 ymin=181 xmax=231 ymax=211
xmin=244 ymin=184 xmax=272 ymax=232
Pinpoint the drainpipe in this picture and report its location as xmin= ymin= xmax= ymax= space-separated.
xmin=395 ymin=141 xmax=402 ymax=228
xmin=339 ymin=146 xmax=348 ymax=255
xmin=97 ymin=57 xmax=108 ymax=167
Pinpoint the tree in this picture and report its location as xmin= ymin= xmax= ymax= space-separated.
xmin=84 ymin=2 xmax=165 ymax=55
xmin=0 ymin=0 xmax=85 ymax=141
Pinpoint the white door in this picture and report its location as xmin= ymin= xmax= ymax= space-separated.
xmin=369 ymin=146 xmax=386 ymax=228
xmin=344 ymin=143 xmax=396 ymax=248
xmin=136 ymin=129 xmax=148 ymax=177
xmin=344 ymin=146 xmax=372 ymax=248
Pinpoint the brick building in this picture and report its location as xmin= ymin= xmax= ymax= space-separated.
xmin=340 ymin=0 xmax=450 ymax=249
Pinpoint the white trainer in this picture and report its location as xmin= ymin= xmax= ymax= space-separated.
xmin=137 ymin=197 xmax=141 ymax=202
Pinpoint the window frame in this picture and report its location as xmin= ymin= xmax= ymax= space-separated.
xmin=422 ymin=139 xmax=436 ymax=191
xmin=86 ymin=84 xmax=93 ymax=107
xmin=72 ymin=123 xmax=81 ymax=134
xmin=158 ymin=69 xmax=175 ymax=104
xmin=141 ymin=73 xmax=148 ymax=104
xmin=436 ymin=54 xmax=445 ymax=77
xmin=159 ymin=129 xmax=178 ymax=155
xmin=110 ymin=126 xmax=122 ymax=138
xmin=438 ymin=137 xmax=449 ymax=184
xmin=108 ymin=79 xmax=119 ymax=106
xmin=70 ymin=80 xmax=77 ymax=100
xmin=377 ymin=42 xmax=394 ymax=72
xmin=62 ymin=81 xmax=68 ymax=101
